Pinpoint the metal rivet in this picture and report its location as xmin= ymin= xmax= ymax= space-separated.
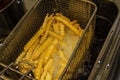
xmin=17 ymin=1 xmax=21 ymax=4
xmin=29 ymin=74 xmax=32 ymax=77
xmin=106 ymin=64 xmax=110 ymax=69
xmin=97 ymin=61 xmax=101 ymax=64
xmin=16 ymin=66 xmax=19 ymax=69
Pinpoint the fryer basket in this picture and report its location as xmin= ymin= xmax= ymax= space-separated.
xmin=0 ymin=0 xmax=97 ymax=80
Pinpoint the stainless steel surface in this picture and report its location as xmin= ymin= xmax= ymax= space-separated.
xmin=0 ymin=0 xmax=37 ymax=44
xmin=23 ymin=0 xmax=37 ymax=10
xmin=0 ymin=0 xmax=25 ymax=43
xmin=89 ymin=0 xmax=120 ymax=80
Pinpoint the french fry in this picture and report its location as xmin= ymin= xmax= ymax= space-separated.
xmin=60 ymin=61 xmax=66 ymax=67
xmin=18 ymin=61 xmax=32 ymax=74
xmin=17 ymin=62 xmax=26 ymax=73
xmin=40 ymin=14 xmax=54 ymax=44
xmin=33 ymin=59 xmax=44 ymax=80
xmin=24 ymin=14 xmax=49 ymax=51
xmin=55 ymin=16 xmax=80 ymax=36
xmin=43 ymin=39 xmax=58 ymax=64
xmin=49 ymin=30 xmax=63 ymax=40
xmin=71 ymin=20 xmax=77 ymax=24
xmin=23 ymin=62 xmax=31 ymax=69
xmin=40 ymin=71 xmax=47 ymax=80
xmin=55 ymin=67 xmax=64 ymax=80
xmin=74 ymin=23 xmax=82 ymax=31
xmin=39 ymin=13 xmax=49 ymax=31
xmin=32 ymin=37 xmax=53 ymax=60
xmin=18 ymin=39 xmax=39 ymax=70
xmin=23 ymin=37 xmax=36 ymax=52
xmin=48 ymin=64 xmax=54 ymax=75
xmin=59 ymin=41 xmax=66 ymax=47
xmin=24 ymin=39 xmax=39 ymax=60
xmin=53 ymin=23 xmax=60 ymax=34
xmin=45 ymin=72 xmax=52 ymax=80
xmin=20 ymin=67 xmax=28 ymax=73
xmin=15 ymin=52 xmax=26 ymax=64
xmin=59 ymin=50 xmax=67 ymax=63
xmin=44 ymin=59 xmax=53 ymax=71
xmin=59 ymin=23 xmax=65 ymax=36
xmin=56 ymin=13 xmax=70 ymax=22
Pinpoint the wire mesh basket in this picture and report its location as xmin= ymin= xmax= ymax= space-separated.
xmin=0 ymin=0 xmax=97 ymax=80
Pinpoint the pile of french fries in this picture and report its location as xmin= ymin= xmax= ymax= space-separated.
xmin=15 ymin=13 xmax=83 ymax=80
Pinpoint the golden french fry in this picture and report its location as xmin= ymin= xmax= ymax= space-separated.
xmin=46 ymin=72 xmax=52 ymax=80
xmin=71 ymin=20 xmax=77 ymax=24
xmin=15 ymin=52 xmax=26 ymax=64
xmin=24 ymin=14 xmax=49 ymax=51
xmin=40 ymin=71 xmax=47 ymax=80
xmin=32 ymin=37 xmax=53 ymax=60
xmin=33 ymin=59 xmax=44 ymax=80
xmin=55 ymin=67 xmax=64 ymax=80
xmin=49 ymin=30 xmax=63 ymax=40
xmin=59 ymin=50 xmax=67 ymax=63
xmin=24 ymin=39 xmax=39 ymax=60
xmin=53 ymin=23 xmax=60 ymax=34
xmin=59 ymin=41 xmax=66 ymax=47
xmin=59 ymin=23 xmax=65 ymax=36
xmin=56 ymin=13 xmax=70 ymax=22
xmin=43 ymin=39 xmax=58 ymax=64
xmin=40 ymin=15 xmax=54 ymax=44
xmin=55 ymin=16 xmax=80 ymax=36
xmin=44 ymin=59 xmax=53 ymax=71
